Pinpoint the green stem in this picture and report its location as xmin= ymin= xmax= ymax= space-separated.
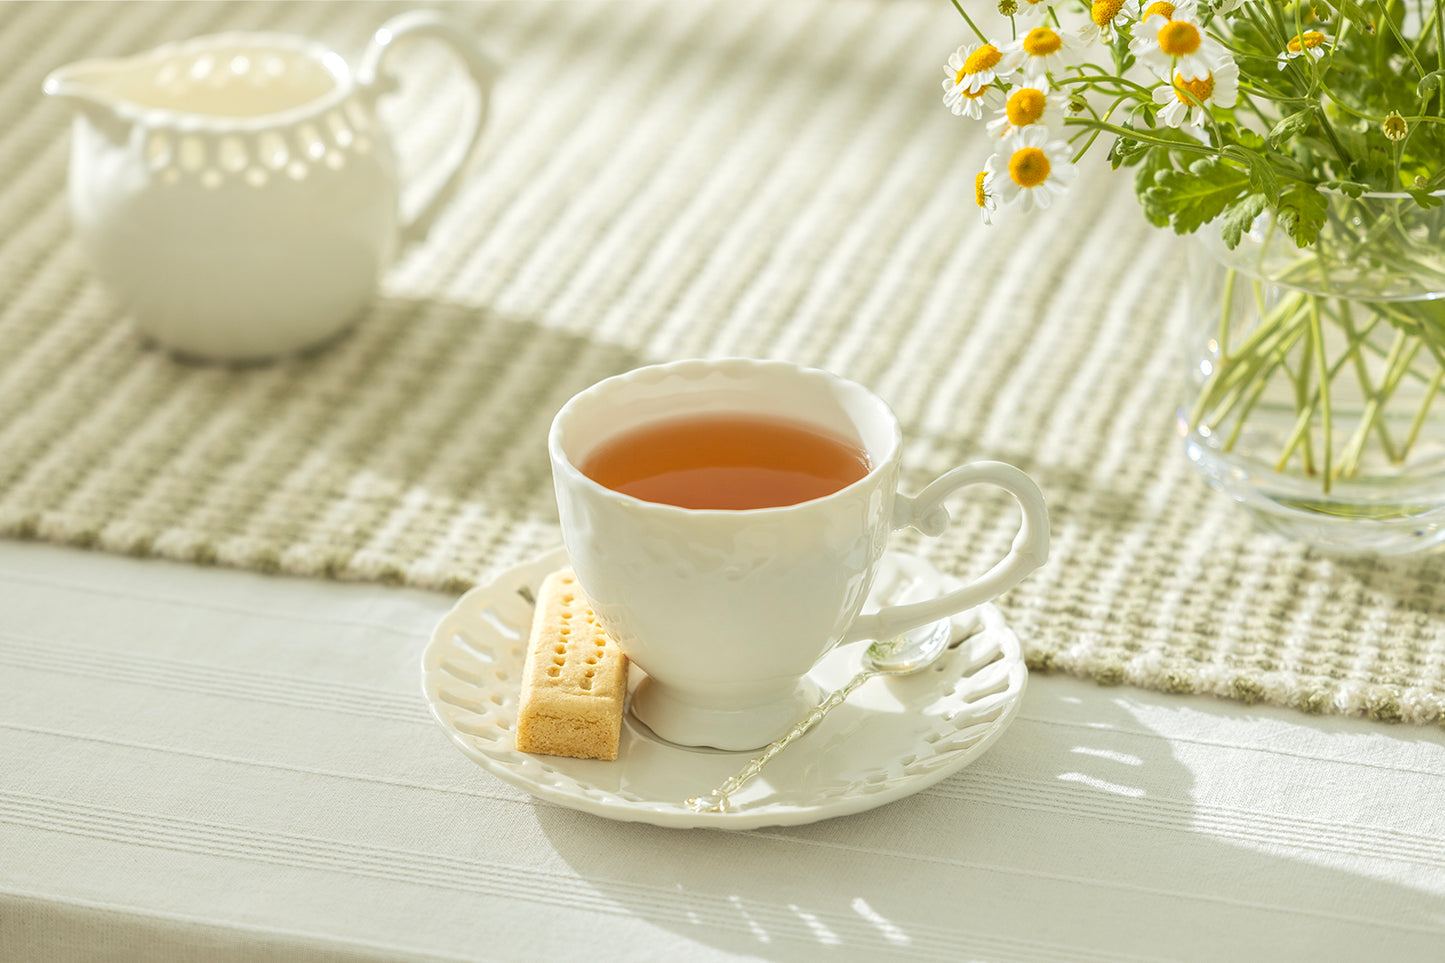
xmin=948 ymin=0 xmax=988 ymax=43
xmin=1402 ymin=368 xmax=1445 ymax=462
xmin=1225 ymin=374 xmax=1274 ymax=453
xmin=1308 ymin=297 xmax=1334 ymax=490
xmin=1191 ymin=293 xmax=1310 ymax=426
xmin=1338 ymin=331 xmax=1417 ymax=478
xmin=1063 ymin=118 xmax=1218 ymax=156
xmin=1208 ymin=320 xmax=1310 ymax=430
xmin=1338 ymin=305 xmax=1401 ymax=463
xmin=1218 ymin=271 xmax=1237 ymax=358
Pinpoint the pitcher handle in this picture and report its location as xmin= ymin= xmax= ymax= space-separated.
xmin=359 ymin=11 xmax=499 ymax=246
xmin=840 ymin=462 xmax=1050 ymax=644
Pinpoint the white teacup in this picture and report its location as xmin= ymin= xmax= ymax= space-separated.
xmin=548 ymin=358 xmax=1049 ymax=750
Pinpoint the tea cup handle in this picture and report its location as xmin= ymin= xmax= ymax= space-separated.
xmin=359 ymin=11 xmax=499 ymax=245
xmin=840 ymin=462 xmax=1049 ymax=644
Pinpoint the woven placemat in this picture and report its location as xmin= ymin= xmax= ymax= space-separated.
xmin=2 ymin=0 xmax=1442 ymax=725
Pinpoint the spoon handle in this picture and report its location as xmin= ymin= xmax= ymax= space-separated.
xmin=685 ymin=666 xmax=879 ymax=814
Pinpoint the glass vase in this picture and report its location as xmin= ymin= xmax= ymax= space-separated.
xmin=1180 ymin=191 xmax=1445 ymax=556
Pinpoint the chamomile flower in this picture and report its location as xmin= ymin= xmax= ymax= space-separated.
xmin=1151 ymin=59 xmax=1239 ymax=127
xmin=986 ymin=82 xmax=1067 ymax=136
xmin=1079 ymin=0 xmax=1138 ymax=45
xmin=1383 ymin=111 xmax=1408 ymax=142
xmin=1012 ymin=0 xmax=1055 ymax=24
xmin=975 ymin=170 xmax=998 ymax=224
xmin=944 ymin=41 xmax=1010 ymax=97
xmin=984 ymin=125 xmax=1078 ymax=213
xmin=1130 ymin=9 xmax=1228 ymax=80
xmin=1133 ymin=0 xmax=1197 ymax=25
xmin=1276 ymin=31 xmax=1331 ymax=69
xmin=1003 ymin=26 xmax=1073 ymax=79
xmin=944 ymin=81 xmax=1006 ymax=119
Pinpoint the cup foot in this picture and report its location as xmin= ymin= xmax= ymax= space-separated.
xmin=629 ymin=675 xmax=821 ymax=751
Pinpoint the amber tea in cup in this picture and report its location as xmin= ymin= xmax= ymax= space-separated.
xmin=550 ymin=358 xmax=1050 ymax=749
xmin=579 ymin=412 xmax=870 ymax=510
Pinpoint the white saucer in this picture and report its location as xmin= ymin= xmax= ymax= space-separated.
xmin=420 ymin=547 xmax=1027 ymax=830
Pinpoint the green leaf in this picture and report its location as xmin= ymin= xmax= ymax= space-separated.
xmin=1418 ymin=70 xmax=1445 ymax=101
xmin=1273 ymin=183 xmax=1328 ymax=247
xmin=1232 ymin=127 xmax=1266 ymax=153
xmin=1320 ymin=178 xmax=1369 ymax=198
xmin=1108 ymin=135 xmax=1149 ymax=170
xmin=1267 ymin=109 xmax=1313 ymax=150
xmin=1222 ymin=145 xmax=1278 ymax=199
xmin=1410 ymin=190 xmax=1445 ymax=209
xmin=1218 ymin=193 xmax=1268 ymax=249
xmin=1142 ymin=157 xmax=1251 ymax=235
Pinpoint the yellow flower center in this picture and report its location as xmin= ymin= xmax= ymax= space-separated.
xmin=1158 ymin=21 xmax=1202 ymax=56
xmin=957 ymin=44 xmax=1003 ymax=85
xmin=1007 ymin=88 xmax=1048 ymax=126
xmin=960 ymin=84 xmax=991 ymax=100
xmin=1091 ymin=0 xmax=1126 ymax=26
xmin=1173 ymin=72 xmax=1215 ymax=104
xmin=1287 ymin=31 xmax=1326 ymax=52
xmin=1022 ymin=27 xmax=1063 ymax=57
xmin=975 ymin=171 xmax=989 ymax=207
xmin=1008 ymin=147 xmax=1052 ymax=187
xmin=1142 ymin=1 xmax=1176 ymax=19
xmin=1382 ymin=111 xmax=1408 ymax=141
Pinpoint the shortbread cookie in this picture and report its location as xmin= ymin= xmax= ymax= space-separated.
xmin=515 ymin=569 xmax=627 ymax=760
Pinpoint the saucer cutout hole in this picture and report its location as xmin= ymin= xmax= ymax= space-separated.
xmin=579 ymin=676 xmax=592 ymax=691
xmin=586 ymin=656 xmax=597 ymax=665
xmin=452 ymin=632 xmax=493 ymax=662
xmin=547 ymin=666 xmax=560 ymax=678
xmin=439 ymin=657 xmax=484 ymax=686
xmin=961 ymin=675 xmax=1010 ymax=704
xmin=451 ymin=716 xmax=493 ymax=737
xmin=489 ymin=693 xmax=504 ymax=706
xmin=553 ymin=645 xmax=566 ymax=655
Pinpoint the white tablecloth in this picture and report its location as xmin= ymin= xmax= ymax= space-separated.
xmin=2 ymin=539 xmax=1442 ymax=962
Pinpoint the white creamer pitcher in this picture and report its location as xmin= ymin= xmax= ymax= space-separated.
xmin=44 ymin=11 xmax=497 ymax=362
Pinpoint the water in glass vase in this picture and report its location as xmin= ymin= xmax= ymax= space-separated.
xmin=1182 ymin=197 xmax=1445 ymax=556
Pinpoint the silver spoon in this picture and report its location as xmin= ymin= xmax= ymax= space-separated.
xmin=684 ymin=610 xmax=976 ymax=814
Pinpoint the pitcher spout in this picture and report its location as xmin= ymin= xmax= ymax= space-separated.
xmin=44 ymin=59 xmax=135 ymax=141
